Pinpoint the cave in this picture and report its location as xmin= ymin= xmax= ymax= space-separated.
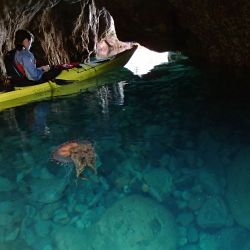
xmin=1 ymin=2 xmax=250 ymax=250
xmin=0 ymin=0 xmax=249 ymax=76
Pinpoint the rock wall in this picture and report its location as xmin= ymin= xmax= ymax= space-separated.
xmin=95 ymin=0 xmax=177 ymax=51
xmin=0 ymin=0 xmax=249 ymax=75
xmin=96 ymin=0 xmax=250 ymax=67
xmin=227 ymin=146 xmax=250 ymax=230
xmin=0 ymin=0 xmax=126 ymax=75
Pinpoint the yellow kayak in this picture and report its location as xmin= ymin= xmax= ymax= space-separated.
xmin=0 ymin=45 xmax=137 ymax=111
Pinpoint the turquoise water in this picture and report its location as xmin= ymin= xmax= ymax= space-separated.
xmin=0 ymin=58 xmax=250 ymax=250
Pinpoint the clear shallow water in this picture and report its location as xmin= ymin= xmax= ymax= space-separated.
xmin=0 ymin=59 xmax=250 ymax=250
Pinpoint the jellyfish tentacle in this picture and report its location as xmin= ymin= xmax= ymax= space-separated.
xmin=52 ymin=140 xmax=96 ymax=179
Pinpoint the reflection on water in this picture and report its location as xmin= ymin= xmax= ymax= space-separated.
xmin=0 ymin=58 xmax=250 ymax=249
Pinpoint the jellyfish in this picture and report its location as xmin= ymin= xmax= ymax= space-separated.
xmin=52 ymin=140 xmax=96 ymax=179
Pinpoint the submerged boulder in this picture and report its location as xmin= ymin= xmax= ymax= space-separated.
xmin=92 ymin=194 xmax=177 ymax=250
xmin=142 ymin=167 xmax=173 ymax=202
xmin=0 ymin=240 xmax=31 ymax=250
xmin=53 ymin=195 xmax=178 ymax=250
xmin=0 ymin=176 xmax=15 ymax=192
xmin=29 ymin=177 xmax=67 ymax=203
xmin=227 ymin=146 xmax=250 ymax=230
xmin=196 ymin=195 xmax=232 ymax=229
xmin=199 ymin=227 xmax=250 ymax=250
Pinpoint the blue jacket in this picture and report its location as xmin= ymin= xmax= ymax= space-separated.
xmin=15 ymin=48 xmax=44 ymax=81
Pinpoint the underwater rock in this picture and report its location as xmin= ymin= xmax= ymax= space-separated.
xmin=178 ymin=226 xmax=188 ymax=246
xmin=40 ymin=202 xmax=61 ymax=220
xmin=196 ymin=196 xmax=232 ymax=229
xmin=52 ymin=225 xmax=88 ymax=250
xmin=0 ymin=240 xmax=31 ymax=250
xmin=0 ymin=201 xmax=25 ymax=226
xmin=53 ymin=208 xmax=70 ymax=224
xmin=187 ymin=193 xmax=204 ymax=211
xmin=197 ymin=168 xmax=222 ymax=195
xmin=142 ymin=167 xmax=173 ymax=202
xmin=243 ymin=241 xmax=250 ymax=250
xmin=53 ymin=195 xmax=177 ymax=250
xmin=199 ymin=227 xmax=250 ymax=250
xmin=176 ymin=211 xmax=194 ymax=227
xmin=29 ymin=178 xmax=67 ymax=203
xmin=92 ymin=195 xmax=177 ymax=250
xmin=186 ymin=225 xmax=199 ymax=243
xmin=0 ymin=176 xmax=15 ymax=192
xmin=197 ymin=130 xmax=225 ymax=175
xmin=34 ymin=219 xmax=51 ymax=238
xmin=31 ymin=167 xmax=55 ymax=180
xmin=0 ymin=225 xmax=20 ymax=242
xmin=227 ymin=146 xmax=250 ymax=230
xmin=179 ymin=245 xmax=200 ymax=250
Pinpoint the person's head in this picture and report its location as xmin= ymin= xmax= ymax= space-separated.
xmin=14 ymin=29 xmax=34 ymax=51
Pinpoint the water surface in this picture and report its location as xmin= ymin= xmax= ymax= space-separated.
xmin=0 ymin=57 xmax=250 ymax=250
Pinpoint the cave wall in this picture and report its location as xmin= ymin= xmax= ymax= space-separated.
xmin=169 ymin=0 xmax=250 ymax=66
xmin=96 ymin=0 xmax=250 ymax=67
xmin=95 ymin=0 xmax=178 ymax=51
xmin=0 ymin=0 xmax=124 ymax=75
xmin=0 ymin=0 xmax=249 ymax=75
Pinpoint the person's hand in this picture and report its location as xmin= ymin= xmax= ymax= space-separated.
xmin=41 ymin=65 xmax=50 ymax=72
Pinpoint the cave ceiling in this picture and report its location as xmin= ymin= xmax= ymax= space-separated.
xmin=0 ymin=0 xmax=249 ymax=70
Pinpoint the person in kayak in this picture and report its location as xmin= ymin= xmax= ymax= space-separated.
xmin=14 ymin=29 xmax=60 ymax=82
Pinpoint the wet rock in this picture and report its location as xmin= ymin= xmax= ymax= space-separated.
xmin=74 ymin=204 xmax=88 ymax=213
xmin=176 ymin=211 xmax=194 ymax=226
xmin=227 ymin=146 xmax=250 ymax=230
xmin=40 ymin=202 xmax=61 ymax=220
xmin=197 ymin=131 xmax=225 ymax=177
xmin=178 ymin=226 xmax=188 ymax=246
xmin=0 ymin=0 xmax=249 ymax=74
xmin=34 ymin=239 xmax=55 ymax=250
xmin=179 ymin=245 xmax=200 ymax=250
xmin=175 ymin=175 xmax=195 ymax=191
xmin=53 ymin=208 xmax=70 ymax=224
xmin=199 ymin=227 xmax=250 ymax=250
xmin=196 ymin=196 xmax=232 ymax=229
xmin=34 ymin=219 xmax=51 ymax=238
xmin=0 ymin=176 xmax=15 ymax=192
xmin=31 ymin=167 xmax=55 ymax=180
xmin=40 ymin=244 xmax=53 ymax=250
xmin=4 ymin=227 xmax=20 ymax=241
xmin=0 ymin=240 xmax=31 ymax=250
xmin=187 ymin=225 xmax=199 ymax=243
xmin=187 ymin=193 xmax=204 ymax=211
xmin=142 ymin=167 xmax=173 ymax=202
xmin=0 ymin=201 xmax=25 ymax=226
xmin=54 ymin=195 xmax=178 ymax=250
xmin=198 ymin=168 xmax=222 ymax=195
xmin=52 ymin=226 xmax=88 ymax=250
xmin=92 ymin=195 xmax=177 ymax=250
xmin=29 ymin=178 xmax=67 ymax=203
xmin=159 ymin=153 xmax=171 ymax=168
xmin=143 ymin=125 xmax=165 ymax=139
xmin=243 ymin=241 xmax=250 ymax=250
xmin=176 ymin=200 xmax=188 ymax=210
